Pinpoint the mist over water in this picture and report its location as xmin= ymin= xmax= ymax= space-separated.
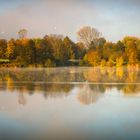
xmin=0 ymin=67 xmax=140 ymax=140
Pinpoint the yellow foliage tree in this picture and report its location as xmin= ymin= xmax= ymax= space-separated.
xmin=128 ymin=51 xmax=138 ymax=65
xmin=6 ymin=40 xmax=15 ymax=59
xmin=86 ymin=51 xmax=101 ymax=66
xmin=116 ymin=56 xmax=124 ymax=67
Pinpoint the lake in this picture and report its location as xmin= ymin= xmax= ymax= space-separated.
xmin=0 ymin=67 xmax=140 ymax=140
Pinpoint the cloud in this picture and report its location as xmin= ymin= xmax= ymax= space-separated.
xmin=0 ymin=0 xmax=140 ymax=42
xmin=0 ymin=0 xmax=99 ymax=39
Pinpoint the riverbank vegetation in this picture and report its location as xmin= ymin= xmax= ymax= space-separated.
xmin=0 ymin=26 xmax=140 ymax=67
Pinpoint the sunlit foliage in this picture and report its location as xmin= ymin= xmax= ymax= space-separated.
xmin=0 ymin=27 xmax=140 ymax=67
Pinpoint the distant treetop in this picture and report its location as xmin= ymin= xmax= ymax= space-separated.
xmin=18 ymin=29 xmax=28 ymax=39
xmin=77 ymin=26 xmax=101 ymax=48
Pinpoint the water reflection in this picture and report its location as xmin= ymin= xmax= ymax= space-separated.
xmin=0 ymin=67 xmax=140 ymax=105
xmin=1 ymin=67 xmax=140 ymax=140
xmin=77 ymin=84 xmax=103 ymax=105
xmin=18 ymin=93 xmax=27 ymax=105
xmin=1 ymin=67 xmax=140 ymax=83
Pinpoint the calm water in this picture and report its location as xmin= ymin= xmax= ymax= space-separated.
xmin=0 ymin=67 xmax=140 ymax=140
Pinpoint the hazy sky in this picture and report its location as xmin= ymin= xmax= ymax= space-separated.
xmin=0 ymin=0 xmax=140 ymax=42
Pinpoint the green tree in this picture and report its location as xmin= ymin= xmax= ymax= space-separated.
xmin=0 ymin=39 xmax=7 ymax=59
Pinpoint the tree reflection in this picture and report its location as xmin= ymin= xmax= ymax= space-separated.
xmin=77 ymin=84 xmax=104 ymax=105
xmin=0 ymin=67 xmax=139 ymax=105
xmin=116 ymin=67 xmax=124 ymax=80
xmin=122 ymin=85 xmax=140 ymax=95
xmin=18 ymin=93 xmax=27 ymax=105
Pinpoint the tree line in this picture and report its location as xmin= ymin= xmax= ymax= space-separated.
xmin=0 ymin=26 xmax=140 ymax=67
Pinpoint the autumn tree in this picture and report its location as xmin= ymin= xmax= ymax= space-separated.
xmin=76 ymin=42 xmax=86 ymax=59
xmin=6 ymin=39 xmax=16 ymax=59
xmin=86 ymin=51 xmax=101 ymax=66
xmin=24 ymin=39 xmax=36 ymax=65
xmin=116 ymin=56 xmax=124 ymax=67
xmin=46 ymin=36 xmax=66 ymax=65
xmin=102 ymin=42 xmax=113 ymax=61
xmin=63 ymin=36 xmax=76 ymax=60
xmin=34 ymin=38 xmax=54 ymax=66
xmin=1 ymin=29 xmax=140 ymax=67
xmin=128 ymin=51 xmax=138 ymax=66
xmin=77 ymin=26 xmax=101 ymax=48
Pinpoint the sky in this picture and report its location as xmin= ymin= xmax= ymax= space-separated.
xmin=0 ymin=0 xmax=140 ymax=42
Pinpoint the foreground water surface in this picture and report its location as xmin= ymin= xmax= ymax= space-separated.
xmin=0 ymin=67 xmax=140 ymax=140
